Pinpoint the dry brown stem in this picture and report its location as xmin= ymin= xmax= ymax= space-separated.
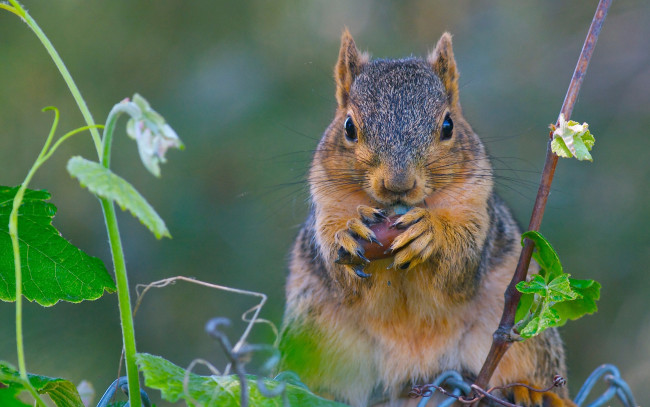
xmin=472 ymin=0 xmax=613 ymax=398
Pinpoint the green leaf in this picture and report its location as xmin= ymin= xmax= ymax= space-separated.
xmin=522 ymin=231 xmax=562 ymax=280
xmin=67 ymin=157 xmax=170 ymax=239
xmin=0 ymin=385 xmax=31 ymax=407
xmin=0 ymin=361 xmax=84 ymax=407
xmin=551 ymin=137 xmax=572 ymax=158
xmin=516 ymin=274 xmax=547 ymax=296
xmin=0 ymin=186 xmax=116 ymax=306
xmin=552 ymin=278 xmax=601 ymax=326
xmin=136 ymin=353 xmax=347 ymax=407
xmin=516 ymin=274 xmax=600 ymax=337
xmin=546 ymin=274 xmax=579 ymax=302
xmin=515 ymin=292 xmax=534 ymax=323
xmin=572 ymin=130 xmax=594 ymax=161
xmin=551 ymin=114 xmax=595 ymax=161
xmin=582 ymin=130 xmax=595 ymax=149
xmin=519 ymin=305 xmax=560 ymax=339
xmin=516 ymin=274 xmax=577 ymax=302
xmin=516 ymin=230 xmax=600 ymax=339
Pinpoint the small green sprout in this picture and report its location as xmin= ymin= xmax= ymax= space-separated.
xmin=125 ymin=94 xmax=185 ymax=177
xmin=551 ymin=113 xmax=595 ymax=161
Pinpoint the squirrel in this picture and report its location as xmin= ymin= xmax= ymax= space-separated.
xmin=278 ymin=30 xmax=573 ymax=407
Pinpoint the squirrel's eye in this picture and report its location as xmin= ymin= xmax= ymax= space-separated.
xmin=344 ymin=116 xmax=358 ymax=143
xmin=440 ymin=113 xmax=453 ymax=141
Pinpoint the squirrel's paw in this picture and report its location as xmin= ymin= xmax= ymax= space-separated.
xmin=387 ymin=207 xmax=435 ymax=271
xmin=508 ymin=382 xmax=576 ymax=407
xmin=334 ymin=205 xmax=386 ymax=278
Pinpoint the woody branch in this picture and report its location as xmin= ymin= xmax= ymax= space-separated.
xmin=472 ymin=0 xmax=613 ymax=395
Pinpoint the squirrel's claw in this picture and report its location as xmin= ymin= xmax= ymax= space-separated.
xmin=368 ymin=235 xmax=383 ymax=246
xmin=336 ymin=251 xmax=372 ymax=279
xmin=387 ymin=260 xmax=411 ymax=270
xmin=335 ymin=228 xmax=370 ymax=266
xmin=334 ymin=206 xmax=387 ymax=273
xmin=357 ymin=205 xmax=388 ymax=225
xmin=388 ymin=207 xmax=435 ymax=271
xmin=353 ymin=267 xmax=372 ymax=279
xmin=391 ymin=238 xmax=435 ymax=271
xmin=356 ymin=249 xmax=371 ymax=263
xmin=347 ymin=218 xmax=378 ymax=244
xmin=337 ymin=254 xmax=371 ymax=279
xmin=335 ymin=247 xmax=369 ymax=265
xmin=391 ymin=207 xmax=427 ymax=229
xmin=335 ymin=247 xmax=352 ymax=264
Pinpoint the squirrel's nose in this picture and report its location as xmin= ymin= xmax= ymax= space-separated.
xmin=382 ymin=175 xmax=416 ymax=195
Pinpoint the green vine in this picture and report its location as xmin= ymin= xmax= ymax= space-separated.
xmin=1 ymin=2 xmax=182 ymax=406
xmin=7 ymin=106 xmax=102 ymax=406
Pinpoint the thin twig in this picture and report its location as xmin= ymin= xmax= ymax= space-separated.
xmin=470 ymin=385 xmax=521 ymax=407
xmin=472 ymin=0 xmax=612 ymax=396
xmin=410 ymin=384 xmax=479 ymax=404
xmin=132 ymin=275 xmax=279 ymax=375
xmin=206 ymin=318 xmax=250 ymax=407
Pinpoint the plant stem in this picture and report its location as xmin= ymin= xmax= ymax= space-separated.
xmin=5 ymin=3 xmax=142 ymax=405
xmin=100 ymin=197 xmax=142 ymax=407
xmin=101 ymin=102 xmax=141 ymax=167
xmin=99 ymin=104 xmax=143 ymax=407
xmin=472 ymin=0 xmax=612 ymax=395
xmin=9 ymin=190 xmax=46 ymax=407
xmin=8 ymin=109 xmax=62 ymax=407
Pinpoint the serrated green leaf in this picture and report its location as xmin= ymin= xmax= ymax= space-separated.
xmin=546 ymin=274 xmax=579 ymax=302
xmin=516 ymin=230 xmax=600 ymax=339
xmin=516 ymin=274 xmax=577 ymax=302
xmin=519 ymin=304 xmax=560 ymax=339
xmin=136 ymin=353 xmax=347 ymax=407
xmin=582 ymin=130 xmax=595 ymax=149
xmin=552 ymin=278 xmax=601 ymax=326
xmin=551 ymin=137 xmax=572 ymax=158
xmin=522 ymin=231 xmax=562 ymax=280
xmin=66 ymin=157 xmax=170 ymax=239
xmin=0 ymin=186 xmax=116 ymax=306
xmin=0 ymin=361 xmax=84 ymax=407
xmin=516 ymin=275 xmax=547 ymax=296
xmin=517 ymin=274 xmax=600 ymax=338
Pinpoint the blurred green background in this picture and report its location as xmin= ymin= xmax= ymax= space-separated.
xmin=1 ymin=1 xmax=649 ymax=405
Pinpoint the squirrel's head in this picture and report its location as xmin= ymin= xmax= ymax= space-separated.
xmin=312 ymin=30 xmax=490 ymax=209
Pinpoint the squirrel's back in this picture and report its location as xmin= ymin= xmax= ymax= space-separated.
xmin=279 ymin=31 xmax=569 ymax=407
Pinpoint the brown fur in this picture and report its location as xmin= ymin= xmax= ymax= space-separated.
xmin=279 ymin=31 xmax=571 ymax=407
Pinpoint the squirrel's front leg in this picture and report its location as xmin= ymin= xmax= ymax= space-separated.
xmin=387 ymin=207 xmax=436 ymax=270
xmin=333 ymin=205 xmax=388 ymax=278
xmin=387 ymin=206 xmax=485 ymax=271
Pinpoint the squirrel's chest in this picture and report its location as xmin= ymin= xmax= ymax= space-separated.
xmin=342 ymin=265 xmax=478 ymax=379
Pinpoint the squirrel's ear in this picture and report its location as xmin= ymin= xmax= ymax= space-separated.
xmin=428 ymin=32 xmax=460 ymax=108
xmin=335 ymin=29 xmax=368 ymax=107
